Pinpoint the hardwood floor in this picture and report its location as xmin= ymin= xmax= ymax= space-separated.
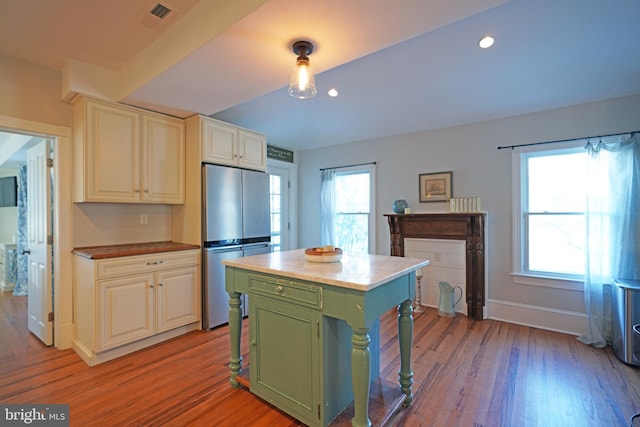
xmin=1 ymin=291 xmax=639 ymax=426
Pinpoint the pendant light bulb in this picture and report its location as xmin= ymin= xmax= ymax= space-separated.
xmin=289 ymin=41 xmax=317 ymax=99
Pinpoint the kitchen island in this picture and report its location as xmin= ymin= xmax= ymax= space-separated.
xmin=222 ymin=249 xmax=429 ymax=427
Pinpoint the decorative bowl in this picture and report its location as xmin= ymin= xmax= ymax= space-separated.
xmin=304 ymin=247 xmax=343 ymax=263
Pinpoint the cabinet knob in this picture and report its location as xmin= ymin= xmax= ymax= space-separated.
xmin=250 ymin=339 xmax=256 ymax=346
xmin=158 ymin=283 xmax=163 ymax=287
xmin=275 ymin=285 xmax=284 ymax=294
xmin=150 ymin=284 xmax=155 ymax=288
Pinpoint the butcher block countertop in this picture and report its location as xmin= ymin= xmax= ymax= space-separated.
xmin=72 ymin=241 xmax=200 ymax=260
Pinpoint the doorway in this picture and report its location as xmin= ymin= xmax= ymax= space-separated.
xmin=0 ymin=131 xmax=53 ymax=345
xmin=268 ymin=161 xmax=297 ymax=251
xmin=0 ymin=117 xmax=73 ymax=350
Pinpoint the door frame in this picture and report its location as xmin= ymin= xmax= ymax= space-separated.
xmin=0 ymin=114 xmax=73 ymax=349
xmin=267 ymin=159 xmax=297 ymax=250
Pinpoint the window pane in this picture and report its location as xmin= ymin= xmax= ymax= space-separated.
xmin=336 ymin=173 xmax=370 ymax=213
xmin=528 ymin=152 xmax=587 ymax=212
xmin=527 ymin=213 xmax=584 ymax=275
xmin=336 ymin=213 xmax=369 ymax=253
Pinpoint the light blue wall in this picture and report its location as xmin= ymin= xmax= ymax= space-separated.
xmin=296 ymin=94 xmax=640 ymax=323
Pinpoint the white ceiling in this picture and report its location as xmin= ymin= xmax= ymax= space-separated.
xmin=1 ymin=0 xmax=639 ymax=153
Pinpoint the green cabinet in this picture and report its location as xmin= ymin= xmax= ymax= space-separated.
xmin=250 ymin=293 xmax=322 ymax=425
xmin=246 ymin=273 xmax=380 ymax=427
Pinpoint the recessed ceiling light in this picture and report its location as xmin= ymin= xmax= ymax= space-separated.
xmin=328 ymin=88 xmax=339 ymax=97
xmin=478 ymin=35 xmax=495 ymax=49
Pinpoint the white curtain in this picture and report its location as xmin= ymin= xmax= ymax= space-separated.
xmin=579 ymin=133 xmax=640 ymax=347
xmin=320 ymin=168 xmax=336 ymax=246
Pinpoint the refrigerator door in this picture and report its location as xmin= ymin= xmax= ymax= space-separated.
xmin=242 ymin=169 xmax=271 ymax=240
xmin=203 ymin=164 xmax=242 ymax=243
xmin=203 ymin=245 xmax=243 ymax=329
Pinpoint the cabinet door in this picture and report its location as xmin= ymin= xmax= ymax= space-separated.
xmin=97 ymin=274 xmax=154 ymax=351
xmin=85 ymin=100 xmax=141 ymax=202
xmin=142 ymin=114 xmax=185 ymax=204
xmin=250 ymin=295 xmax=321 ymax=426
xmin=156 ymin=266 xmax=199 ymax=332
xmin=202 ymin=120 xmax=238 ymax=166
xmin=238 ymin=130 xmax=266 ymax=171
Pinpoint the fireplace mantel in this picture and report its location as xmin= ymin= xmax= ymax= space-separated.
xmin=384 ymin=212 xmax=486 ymax=320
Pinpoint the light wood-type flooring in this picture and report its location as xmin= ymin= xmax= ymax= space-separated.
xmin=1 ymin=291 xmax=639 ymax=426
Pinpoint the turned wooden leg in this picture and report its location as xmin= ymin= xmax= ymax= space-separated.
xmin=351 ymin=327 xmax=372 ymax=427
xmin=228 ymin=291 xmax=243 ymax=388
xmin=398 ymin=299 xmax=414 ymax=406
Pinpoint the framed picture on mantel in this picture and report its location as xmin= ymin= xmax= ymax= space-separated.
xmin=419 ymin=171 xmax=452 ymax=203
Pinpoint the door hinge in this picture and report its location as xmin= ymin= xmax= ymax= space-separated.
xmin=47 ymin=158 xmax=54 ymax=168
xmin=47 ymin=235 xmax=53 ymax=245
xmin=288 ymin=180 xmax=291 ymax=189
xmin=48 ymin=312 xmax=54 ymax=322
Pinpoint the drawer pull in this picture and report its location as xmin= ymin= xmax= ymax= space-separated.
xmin=146 ymin=260 xmax=164 ymax=266
xmin=275 ymin=285 xmax=284 ymax=294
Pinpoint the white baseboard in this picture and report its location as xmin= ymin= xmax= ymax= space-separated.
xmin=487 ymin=299 xmax=587 ymax=336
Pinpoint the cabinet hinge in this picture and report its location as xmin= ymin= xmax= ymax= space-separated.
xmin=47 ymin=158 xmax=54 ymax=168
xmin=288 ymin=180 xmax=291 ymax=189
xmin=47 ymin=235 xmax=53 ymax=245
xmin=316 ymin=320 xmax=319 ymax=339
xmin=48 ymin=312 xmax=54 ymax=322
xmin=317 ymin=404 xmax=321 ymax=420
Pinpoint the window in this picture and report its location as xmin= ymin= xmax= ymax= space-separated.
xmin=335 ymin=170 xmax=372 ymax=253
xmin=514 ymin=143 xmax=590 ymax=287
xmin=321 ymin=164 xmax=376 ymax=254
xmin=269 ymin=173 xmax=282 ymax=252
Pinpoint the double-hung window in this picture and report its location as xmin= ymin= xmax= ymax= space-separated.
xmin=320 ymin=164 xmax=376 ymax=254
xmin=513 ymin=142 xmax=589 ymax=288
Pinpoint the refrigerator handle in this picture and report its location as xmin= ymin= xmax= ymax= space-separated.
xmin=204 ymin=245 xmax=243 ymax=253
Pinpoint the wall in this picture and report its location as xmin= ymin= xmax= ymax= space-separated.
xmin=73 ymin=203 xmax=172 ymax=247
xmin=0 ymin=54 xmax=71 ymax=127
xmin=0 ymin=169 xmax=19 ymax=243
xmin=297 ymin=94 xmax=640 ymax=334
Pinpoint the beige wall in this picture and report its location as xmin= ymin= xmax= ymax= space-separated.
xmin=0 ymin=54 xmax=71 ymax=127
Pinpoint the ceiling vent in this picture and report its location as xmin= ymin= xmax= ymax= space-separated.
xmin=139 ymin=1 xmax=177 ymax=30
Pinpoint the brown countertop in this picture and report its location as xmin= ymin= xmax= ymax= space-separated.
xmin=72 ymin=241 xmax=200 ymax=260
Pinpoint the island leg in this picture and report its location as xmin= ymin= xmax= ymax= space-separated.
xmin=351 ymin=327 xmax=372 ymax=427
xmin=398 ymin=299 xmax=414 ymax=406
xmin=228 ymin=291 xmax=243 ymax=388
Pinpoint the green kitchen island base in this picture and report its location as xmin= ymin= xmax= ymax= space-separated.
xmin=223 ymin=250 xmax=429 ymax=427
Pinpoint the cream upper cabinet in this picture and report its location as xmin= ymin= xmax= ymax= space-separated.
xmin=142 ymin=114 xmax=185 ymax=204
xmin=200 ymin=116 xmax=266 ymax=171
xmin=72 ymin=96 xmax=185 ymax=204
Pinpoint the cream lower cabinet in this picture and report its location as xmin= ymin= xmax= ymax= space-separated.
xmin=73 ymin=250 xmax=200 ymax=366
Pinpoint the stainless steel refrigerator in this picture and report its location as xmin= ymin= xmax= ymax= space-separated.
xmin=202 ymin=164 xmax=271 ymax=329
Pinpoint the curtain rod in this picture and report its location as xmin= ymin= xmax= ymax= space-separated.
xmin=497 ymin=130 xmax=638 ymax=150
xmin=319 ymin=161 xmax=376 ymax=171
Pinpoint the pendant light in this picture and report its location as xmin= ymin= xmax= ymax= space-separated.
xmin=288 ymin=40 xmax=317 ymax=99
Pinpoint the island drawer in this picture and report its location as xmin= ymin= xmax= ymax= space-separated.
xmin=248 ymin=275 xmax=322 ymax=309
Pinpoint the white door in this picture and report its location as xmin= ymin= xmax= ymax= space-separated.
xmin=27 ymin=140 xmax=53 ymax=345
xmin=268 ymin=165 xmax=291 ymax=251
